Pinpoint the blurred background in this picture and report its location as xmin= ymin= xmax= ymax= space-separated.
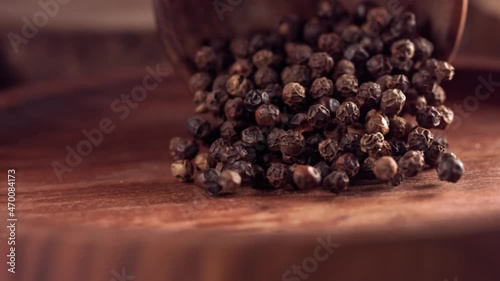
xmin=0 ymin=0 xmax=499 ymax=89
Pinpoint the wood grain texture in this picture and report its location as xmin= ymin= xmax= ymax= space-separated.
xmin=0 ymin=70 xmax=499 ymax=281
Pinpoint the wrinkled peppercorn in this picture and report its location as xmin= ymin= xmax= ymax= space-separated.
xmin=283 ymin=82 xmax=306 ymax=107
xmin=309 ymin=52 xmax=335 ymax=78
xmin=244 ymin=90 xmax=270 ymax=112
xmin=293 ymin=165 xmax=322 ymax=189
xmin=252 ymin=49 xmax=275 ymax=68
xmin=381 ymin=89 xmax=406 ymax=116
xmin=366 ymin=54 xmax=393 ymax=78
xmin=170 ymin=137 xmax=199 ymax=160
xmin=282 ymin=65 xmax=312 ymax=86
xmin=425 ymin=84 xmax=446 ymax=106
xmin=290 ymin=113 xmax=314 ymax=133
xmin=425 ymin=142 xmax=446 ymax=167
xmin=373 ymin=156 xmax=398 ymax=181
xmin=267 ymin=163 xmax=291 ymax=188
xmin=286 ymin=43 xmax=313 ymax=65
xmin=171 ymin=160 xmax=194 ymax=182
xmin=319 ymin=138 xmax=342 ymax=163
xmin=413 ymin=37 xmax=434 ymax=61
xmin=437 ymin=153 xmax=464 ymax=183
xmin=416 ymin=106 xmax=442 ymax=129
xmin=225 ymin=160 xmax=256 ymax=186
xmin=356 ymin=82 xmax=382 ymax=108
xmin=229 ymin=58 xmax=254 ymax=78
xmin=408 ymin=127 xmax=434 ymax=150
xmin=398 ymin=150 xmax=425 ymax=178
xmin=391 ymin=39 xmax=415 ymax=61
xmin=360 ymin=132 xmax=385 ymax=154
xmin=336 ymin=74 xmax=359 ymax=96
xmin=226 ymin=75 xmax=254 ymax=98
xmin=389 ymin=116 xmax=407 ymax=138
xmin=333 ymin=59 xmax=356 ymax=80
xmin=318 ymin=97 xmax=340 ymax=116
xmin=255 ymin=104 xmax=280 ymax=127
xmin=267 ymin=128 xmax=285 ymax=152
xmin=254 ymin=67 xmax=279 ymax=88
xmin=366 ymin=112 xmax=390 ymax=135
xmin=310 ymin=77 xmax=334 ymax=99
xmin=280 ymin=130 xmax=306 ymax=157
xmin=224 ymin=97 xmax=244 ymax=120
xmin=219 ymin=145 xmax=248 ymax=164
xmin=241 ymin=126 xmax=266 ymax=147
xmin=335 ymin=153 xmax=360 ymax=178
xmin=318 ymin=33 xmax=343 ymax=56
xmin=436 ymin=105 xmax=454 ymax=130
xmin=324 ymin=170 xmax=350 ymax=193
xmin=187 ymin=116 xmax=212 ymax=140
xmin=189 ymin=72 xmax=213 ymax=94
xmin=196 ymin=168 xmax=222 ymax=196
xmin=307 ymin=104 xmax=331 ymax=128
xmin=336 ymin=101 xmax=360 ymax=126
xmin=220 ymin=120 xmax=241 ymax=142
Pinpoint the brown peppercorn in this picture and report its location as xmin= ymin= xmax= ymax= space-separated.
xmin=405 ymin=95 xmax=428 ymax=115
xmin=314 ymin=161 xmax=331 ymax=180
xmin=224 ymin=97 xmax=244 ymax=120
xmin=219 ymin=145 xmax=248 ymax=164
xmin=308 ymin=52 xmax=335 ymax=78
xmin=390 ymin=11 xmax=416 ymax=37
xmin=391 ymin=39 xmax=415 ymax=61
xmin=366 ymin=113 xmax=390 ymax=135
xmin=285 ymin=43 xmax=313 ymax=65
xmin=436 ymin=105 xmax=454 ymax=130
xmin=282 ymin=82 xmax=306 ymax=107
xmin=318 ymin=97 xmax=340 ymax=116
xmin=324 ymin=170 xmax=350 ymax=193
xmin=212 ymin=74 xmax=231 ymax=91
xmin=244 ymin=89 xmax=270 ymax=112
xmin=335 ymin=153 xmax=360 ymax=178
xmin=424 ymin=142 xmax=446 ymax=167
xmin=255 ymin=104 xmax=280 ymax=127
xmin=310 ymin=77 xmax=334 ymax=99
xmin=412 ymin=69 xmax=436 ymax=93
xmin=171 ymin=160 xmax=194 ymax=182
xmin=318 ymin=33 xmax=343 ymax=56
xmin=252 ymin=49 xmax=274 ymax=68
xmin=336 ymin=101 xmax=360 ymax=126
xmin=187 ymin=116 xmax=212 ymax=140
xmin=425 ymin=84 xmax=446 ymax=106
xmin=318 ymin=138 xmax=342 ymax=163
xmin=389 ymin=116 xmax=407 ymax=138
xmin=435 ymin=61 xmax=455 ymax=82
xmin=360 ymin=132 xmax=385 ymax=154
xmin=307 ymin=104 xmax=331 ymax=128
xmin=282 ymin=65 xmax=312 ymax=86
xmin=169 ymin=137 xmax=199 ymax=160
xmin=362 ymin=157 xmax=377 ymax=173
xmin=267 ymin=128 xmax=285 ymax=152
xmin=336 ymin=74 xmax=359 ymax=96
xmin=408 ymin=127 xmax=434 ymax=150
xmin=380 ymin=89 xmax=406 ymax=116
xmin=367 ymin=7 xmax=392 ymax=29
xmin=373 ymin=156 xmax=398 ymax=181
xmin=398 ymin=150 xmax=425 ymax=178
xmin=263 ymin=83 xmax=283 ymax=104
xmin=229 ymin=58 xmax=254 ymax=78
xmin=366 ymin=54 xmax=393 ymax=78
xmin=218 ymin=170 xmax=242 ymax=193
xmin=194 ymin=46 xmax=217 ymax=71
xmin=386 ymin=75 xmax=410 ymax=93
xmin=194 ymin=153 xmax=210 ymax=171
xmin=189 ymin=72 xmax=213 ymax=94
xmin=332 ymin=59 xmax=356 ymax=80
xmin=266 ymin=163 xmax=291 ymax=188
xmin=344 ymin=44 xmax=370 ymax=63
xmin=290 ymin=113 xmax=314 ymax=133
xmin=193 ymin=90 xmax=208 ymax=113
xmin=196 ymin=168 xmax=222 ymax=196
xmin=280 ymin=130 xmax=305 ymax=157
xmin=225 ymin=161 xmax=256 ymax=186
xmin=293 ymin=165 xmax=321 ymax=190
xmin=226 ymin=75 xmax=254 ymax=98
xmin=206 ymin=89 xmax=229 ymax=113
xmin=413 ymin=37 xmax=434 ymax=61
xmin=241 ymin=126 xmax=266 ymax=147
xmin=437 ymin=153 xmax=464 ymax=183
xmin=356 ymin=82 xmax=382 ymax=108
xmin=220 ymin=120 xmax=240 ymax=142
xmin=370 ymin=140 xmax=393 ymax=159
xmin=416 ymin=106 xmax=442 ymax=129
xmin=254 ymin=67 xmax=279 ymax=88
xmin=390 ymin=57 xmax=414 ymax=74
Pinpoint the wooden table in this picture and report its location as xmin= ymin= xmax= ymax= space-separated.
xmin=1 ymin=68 xmax=499 ymax=281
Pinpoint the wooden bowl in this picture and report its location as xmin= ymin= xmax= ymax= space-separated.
xmin=154 ymin=0 xmax=468 ymax=79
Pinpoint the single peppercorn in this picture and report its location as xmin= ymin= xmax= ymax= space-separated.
xmin=254 ymin=67 xmax=279 ymax=88
xmin=380 ymin=89 xmax=406 ymax=116
xmin=225 ymin=160 xmax=256 ymax=186
xmin=398 ymin=150 xmax=425 ymax=178
xmin=286 ymin=43 xmax=313 ymax=65
xmin=255 ymin=104 xmax=280 ymax=127
xmin=366 ymin=54 xmax=393 ymax=78
xmin=356 ymin=82 xmax=382 ymax=108
xmin=408 ymin=127 xmax=434 ymax=150
xmin=391 ymin=39 xmax=415 ymax=61
xmin=386 ymin=75 xmax=410 ymax=93
xmin=373 ymin=156 xmax=398 ymax=181
xmin=206 ymin=89 xmax=229 ymax=113
xmin=437 ymin=153 xmax=464 ymax=183
xmin=307 ymin=104 xmax=331 ymax=128
xmin=413 ymin=37 xmax=434 ymax=61
xmin=220 ymin=120 xmax=241 ymax=142
xmin=229 ymin=58 xmax=254 ymax=78
xmin=389 ymin=116 xmax=407 ymax=138
xmin=436 ymin=105 xmax=454 ymax=130
xmin=336 ymin=74 xmax=359 ymax=96
xmin=416 ymin=106 xmax=442 ymax=129
xmin=434 ymin=61 xmax=455 ymax=82
xmin=224 ymin=97 xmax=244 ymax=120
xmin=282 ymin=82 xmax=306 ymax=107
xmin=360 ymin=132 xmax=385 ymax=154
xmin=194 ymin=46 xmax=217 ymax=71
xmin=405 ymin=95 xmax=428 ymax=115
xmin=280 ymin=130 xmax=305 ymax=157
xmin=187 ymin=116 xmax=212 ymax=140
xmin=335 ymin=153 xmax=360 ymax=178
xmin=244 ymin=89 xmax=270 ymax=112
xmin=267 ymin=128 xmax=285 ymax=152
xmin=412 ymin=69 xmax=436 ymax=93
xmin=290 ymin=113 xmax=314 ymax=133
xmin=193 ymin=90 xmax=208 ymax=113
xmin=226 ymin=75 xmax=254 ymax=98
xmin=370 ymin=140 xmax=393 ymax=159
xmin=171 ymin=160 xmax=194 ymax=182
xmin=308 ymin=52 xmax=335 ymax=78
xmin=318 ymin=138 xmax=342 ymax=163
xmin=281 ymin=65 xmax=312 ymax=86
xmin=336 ymin=101 xmax=360 ymax=126
xmin=241 ymin=126 xmax=266 ymax=147
xmin=310 ymin=77 xmax=334 ymax=99
xmin=333 ymin=59 xmax=356 ymax=80
xmin=196 ymin=168 xmax=222 ymax=196
xmin=366 ymin=112 xmax=390 ymax=135
xmin=425 ymin=142 xmax=446 ymax=167
xmin=293 ymin=165 xmax=322 ymax=189
xmin=252 ymin=49 xmax=275 ymax=68
xmin=318 ymin=33 xmax=343 ymax=56
xmin=266 ymin=163 xmax=291 ymax=188
xmin=367 ymin=7 xmax=392 ymax=29
xmin=189 ymin=72 xmax=213 ymax=94
xmin=194 ymin=153 xmax=210 ymax=171
xmin=218 ymin=170 xmax=242 ymax=193
xmin=169 ymin=137 xmax=199 ymax=160
xmin=324 ymin=170 xmax=350 ymax=193
xmin=219 ymin=145 xmax=248 ymax=164
xmin=425 ymin=84 xmax=446 ymax=106
xmin=318 ymin=96 xmax=340 ymax=116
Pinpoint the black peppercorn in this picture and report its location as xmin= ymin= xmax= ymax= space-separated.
xmin=267 ymin=128 xmax=285 ymax=152
xmin=263 ymin=83 xmax=283 ymax=104
xmin=303 ymin=18 xmax=327 ymax=46
xmin=252 ymin=49 xmax=275 ymax=68
xmin=187 ymin=116 xmax=212 ymax=140
xmin=290 ymin=113 xmax=314 ymax=133
xmin=219 ymin=145 xmax=248 ymax=164
xmin=336 ymin=101 xmax=360 ymax=126
xmin=293 ymin=165 xmax=322 ymax=189
xmin=341 ymin=25 xmax=363 ymax=44
xmin=362 ymin=157 xmax=377 ymax=173
xmin=280 ymin=130 xmax=306 ymax=157
xmin=230 ymin=37 xmax=250 ymax=58
xmin=254 ymin=67 xmax=279 ymax=88
xmin=344 ymin=44 xmax=370 ymax=64
xmin=194 ymin=46 xmax=217 ymax=71
xmin=408 ymin=127 xmax=434 ymax=150
xmin=436 ymin=105 xmax=454 ymax=130
xmin=282 ymin=82 xmax=306 ymax=107
xmin=425 ymin=84 xmax=446 ymax=106
xmin=318 ymin=33 xmax=343 ymax=56
xmin=335 ymin=153 xmax=360 ymax=178
xmin=308 ymin=52 xmax=335 ymax=78
xmin=286 ymin=43 xmax=313 ymax=65
xmin=391 ymin=39 xmax=415 ymax=61
xmin=390 ymin=11 xmax=416 ymax=37
xmin=244 ymin=89 xmax=270 ymax=112
xmin=319 ymin=138 xmax=342 ymax=163
xmin=336 ymin=74 xmax=359 ymax=96
xmin=356 ymin=82 xmax=382 ymax=108
xmin=318 ymin=96 xmax=340 ymax=116
xmin=367 ymin=7 xmax=392 ymax=29
xmin=225 ymin=160 xmax=256 ymax=186
xmin=266 ymin=162 xmax=291 ymax=188
xmin=307 ymin=104 xmax=331 ymax=128
xmin=224 ymin=98 xmax=244 ymax=120
xmin=386 ymin=75 xmax=410 ymax=93
xmin=241 ymin=126 xmax=266 ymax=147
xmin=206 ymin=89 xmax=229 ymax=113
xmin=219 ymin=120 xmax=240 ymax=142
xmin=370 ymin=140 xmax=393 ymax=159
xmin=255 ymin=104 xmax=280 ymax=127
xmin=412 ymin=69 xmax=436 ymax=93
xmin=424 ymin=141 xmax=446 ymax=167
xmin=310 ymin=77 xmax=334 ymax=99
xmin=405 ymin=95 xmax=428 ymax=115
xmin=229 ymin=58 xmax=254 ymax=78
xmin=366 ymin=112 xmax=390 ymax=135
xmin=366 ymin=54 xmax=393 ymax=78
xmin=437 ymin=153 xmax=464 ymax=183
xmin=314 ymin=161 xmax=331 ymax=180
xmin=171 ymin=160 xmax=194 ymax=182
xmin=196 ymin=168 xmax=222 ymax=196
xmin=189 ymin=72 xmax=213 ymax=94
xmin=360 ymin=132 xmax=384 ymax=154
xmin=380 ymin=89 xmax=406 ymax=116
xmin=170 ymin=137 xmax=199 ymax=160
xmin=398 ymin=150 xmax=425 ymax=178
xmin=373 ymin=156 xmax=398 ymax=181
xmin=416 ymin=106 xmax=442 ymax=129
xmin=389 ymin=116 xmax=407 ymax=138
xmin=282 ymin=65 xmax=312 ymax=86
xmin=323 ymin=170 xmax=350 ymax=193
xmin=413 ymin=37 xmax=434 ymax=61
xmin=226 ymin=75 xmax=254 ymax=98
xmin=333 ymin=59 xmax=356 ymax=80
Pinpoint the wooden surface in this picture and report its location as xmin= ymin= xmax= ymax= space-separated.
xmin=1 ymin=69 xmax=500 ymax=281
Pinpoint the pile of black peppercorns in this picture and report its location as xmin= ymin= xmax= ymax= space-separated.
xmin=170 ymin=0 xmax=465 ymax=195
